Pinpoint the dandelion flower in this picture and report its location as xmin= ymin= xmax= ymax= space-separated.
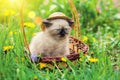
xmin=28 ymin=11 xmax=36 ymax=19
xmin=4 ymin=10 xmax=15 ymax=17
xmin=82 ymin=36 xmax=88 ymax=42
xmin=3 ymin=46 xmax=14 ymax=51
xmin=88 ymin=58 xmax=98 ymax=63
xmin=40 ymin=63 xmax=46 ymax=69
xmin=10 ymin=10 xmax=15 ymax=15
xmin=61 ymin=57 xmax=66 ymax=62
xmin=9 ymin=31 xmax=18 ymax=36
xmin=9 ymin=31 xmax=13 ymax=36
xmin=4 ymin=11 xmax=9 ymax=17
xmin=24 ymin=22 xmax=35 ymax=28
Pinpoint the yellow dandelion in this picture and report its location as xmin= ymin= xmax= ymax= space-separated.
xmin=28 ymin=11 xmax=36 ymax=19
xmin=61 ymin=57 xmax=66 ymax=62
xmin=34 ymin=75 xmax=38 ymax=80
xmin=40 ymin=63 xmax=46 ymax=69
xmin=9 ymin=31 xmax=18 ymax=36
xmin=3 ymin=46 xmax=14 ymax=51
xmin=24 ymin=22 xmax=35 ymax=28
xmin=4 ymin=11 xmax=9 ymax=17
xmin=9 ymin=31 xmax=13 ymax=36
xmin=82 ymin=36 xmax=88 ymax=42
xmin=88 ymin=58 xmax=98 ymax=63
xmin=4 ymin=10 xmax=15 ymax=17
xmin=10 ymin=10 xmax=15 ymax=15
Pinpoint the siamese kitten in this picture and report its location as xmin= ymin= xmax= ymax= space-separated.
xmin=29 ymin=18 xmax=74 ymax=62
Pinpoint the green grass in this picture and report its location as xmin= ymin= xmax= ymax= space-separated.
xmin=0 ymin=0 xmax=120 ymax=80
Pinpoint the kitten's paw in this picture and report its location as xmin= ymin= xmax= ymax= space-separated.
xmin=30 ymin=53 xmax=38 ymax=62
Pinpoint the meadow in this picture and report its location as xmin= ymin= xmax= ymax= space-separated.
xmin=0 ymin=0 xmax=120 ymax=80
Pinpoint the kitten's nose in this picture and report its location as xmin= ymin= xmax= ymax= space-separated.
xmin=59 ymin=28 xmax=66 ymax=37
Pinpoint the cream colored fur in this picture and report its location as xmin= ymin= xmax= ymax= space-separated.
xmin=29 ymin=19 xmax=71 ymax=57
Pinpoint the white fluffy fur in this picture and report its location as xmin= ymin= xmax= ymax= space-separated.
xmin=29 ymin=19 xmax=71 ymax=57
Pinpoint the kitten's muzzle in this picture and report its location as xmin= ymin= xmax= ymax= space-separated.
xmin=58 ymin=28 xmax=68 ymax=37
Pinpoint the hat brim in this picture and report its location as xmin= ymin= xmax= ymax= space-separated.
xmin=46 ymin=16 xmax=73 ymax=21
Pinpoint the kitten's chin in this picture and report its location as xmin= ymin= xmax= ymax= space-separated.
xmin=51 ymin=35 xmax=68 ymax=41
xmin=58 ymin=35 xmax=68 ymax=39
xmin=48 ymin=33 xmax=69 ymax=41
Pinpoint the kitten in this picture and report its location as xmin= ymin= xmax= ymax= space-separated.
xmin=29 ymin=15 xmax=74 ymax=62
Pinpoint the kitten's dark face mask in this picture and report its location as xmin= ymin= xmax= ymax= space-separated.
xmin=56 ymin=27 xmax=69 ymax=37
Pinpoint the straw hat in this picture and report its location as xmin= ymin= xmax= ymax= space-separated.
xmin=41 ymin=12 xmax=74 ymax=31
xmin=46 ymin=12 xmax=72 ymax=21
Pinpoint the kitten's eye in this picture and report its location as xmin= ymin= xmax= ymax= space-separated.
xmin=56 ymin=29 xmax=61 ymax=31
xmin=64 ymin=28 xmax=68 ymax=31
xmin=65 ymin=27 xmax=70 ymax=30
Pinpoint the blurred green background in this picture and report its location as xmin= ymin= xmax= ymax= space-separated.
xmin=0 ymin=0 xmax=120 ymax=80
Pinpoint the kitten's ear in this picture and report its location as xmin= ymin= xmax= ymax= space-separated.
xmin=42 ymin=19 xmax=52 ymax=27
xmin=41 ymin=19 xmax=52 ymax=31
xmin=68 ymin=20 xmax=74 ymax=28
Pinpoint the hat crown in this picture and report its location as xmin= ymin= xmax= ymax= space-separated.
xmin=48 ymin=12 xmax=67 ymax=18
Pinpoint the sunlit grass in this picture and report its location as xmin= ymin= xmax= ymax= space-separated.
xmin=0 ymin=0 xmax=120 ymax=80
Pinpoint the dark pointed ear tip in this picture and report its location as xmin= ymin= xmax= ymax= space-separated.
xmin=71 ymin=20 xmax=75 ymax=23
xmin=42 ymin=19 xmax=52 ymax=27
xmin=42 ymin=19 xmax=49 ymax=23
xmin=68 ymin=19 xmax=75 ymax=24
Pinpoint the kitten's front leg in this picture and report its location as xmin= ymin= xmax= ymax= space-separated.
xmin=30 ymin=53 xmax=38 ymax=62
